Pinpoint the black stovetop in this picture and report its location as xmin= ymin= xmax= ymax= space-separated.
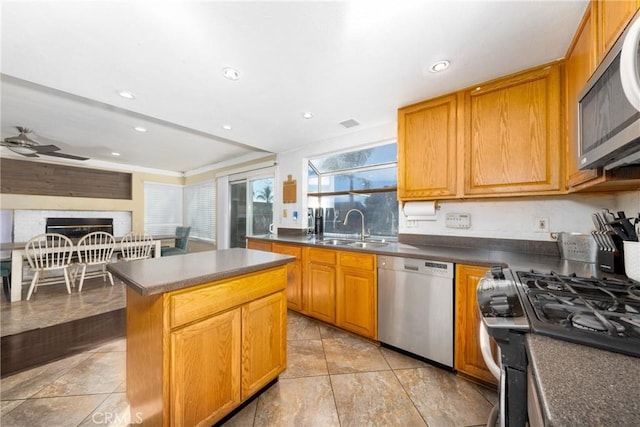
xmin=516 ymin=271 xmax=640 ymax=357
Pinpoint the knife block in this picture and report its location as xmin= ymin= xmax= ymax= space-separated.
xmin=597 ymin=234 xmax=625 ymax=274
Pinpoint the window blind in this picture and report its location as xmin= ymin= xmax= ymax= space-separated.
xmin=144 ymin=182 xmax=183 ymax=236
xmin=184 ymin=180 xmax=216 ymax=243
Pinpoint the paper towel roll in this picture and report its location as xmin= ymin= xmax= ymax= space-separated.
xmin=403 ymin=201 xmax=437 ymax=221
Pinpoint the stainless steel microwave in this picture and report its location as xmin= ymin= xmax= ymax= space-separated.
xmin=578 ymin=12 xmax=640 ymax=171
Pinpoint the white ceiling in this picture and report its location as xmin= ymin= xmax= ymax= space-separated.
xmin=1 ymin=1 xmax=588 ymax=174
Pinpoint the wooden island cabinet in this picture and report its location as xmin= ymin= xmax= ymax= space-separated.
xmin=109 ymin=249 xmax=293 ymax=427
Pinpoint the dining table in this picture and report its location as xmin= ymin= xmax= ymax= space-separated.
xmin=0 ymin=236 xmax=169 ymax=302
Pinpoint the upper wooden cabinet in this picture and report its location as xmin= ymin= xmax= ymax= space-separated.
xmin=398 ymin=93 xmax=461 ymax=200
xmin=595 ymin=0 xmax=640 ymax=62
xmin=566 ymin=4 xmax=601 ymax=189
xmin=464 ymin=63 xmax=563 ymax=196
xmin=565 ymin=1 xmax=640 ymax=192
xmin=398 ymin=63 xmax=564 ymax=200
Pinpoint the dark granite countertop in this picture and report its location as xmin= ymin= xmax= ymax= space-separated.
xmin=248 ymin=234 xmax=621 ymax=279
xmin=526 ymin=334 xmax=640 ymax=426
xmin=108 ymin=248 xmax=295 ymax=296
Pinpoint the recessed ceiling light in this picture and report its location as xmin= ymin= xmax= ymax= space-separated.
xmin=302 ymin=112 xmax=314 ymax=119
xmin=111 ymin=152 xmax=121 ymax=156
xmin=222 ymin=67 xmax=240 ymax=81
xmin=429 ymin=60 xmax=450 ymax=73
xmin=133 ymin=126 xmax=147 ymax=133
xmin=117 ymin=90 xmax=136 ymax=99
xmin=222 ymin=124 xmax=232 ymax=130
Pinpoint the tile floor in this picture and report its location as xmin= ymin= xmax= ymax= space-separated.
xmin=1 ymin=280 xmax=497 ymax=426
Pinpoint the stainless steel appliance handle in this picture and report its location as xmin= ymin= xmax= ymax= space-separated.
xmin=479 ymin=322 xmax=501 ymax=380
xmin=621 ymin=14 xmax=640 ymax=111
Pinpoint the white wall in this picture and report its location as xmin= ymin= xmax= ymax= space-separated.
xmin=399 ymin=191 xmax=639 ymax=241
xmin=275 ymin=122 xmax=639 ymax=241
xmin=275 ymin=122 xmax=396 ymax=231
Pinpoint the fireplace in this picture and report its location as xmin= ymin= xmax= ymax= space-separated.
xmin=45 ymin=218 xmax=114 ymax=241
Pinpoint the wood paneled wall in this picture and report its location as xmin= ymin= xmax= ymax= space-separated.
xmin=1 ymin=159 xmax=132 ymax=200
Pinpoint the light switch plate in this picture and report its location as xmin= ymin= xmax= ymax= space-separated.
xmin=445 ymin=212 xmax=471 ymax=229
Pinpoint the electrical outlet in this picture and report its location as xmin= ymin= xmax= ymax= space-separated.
xmin=535 ymin=217 xmax=549 ymax=232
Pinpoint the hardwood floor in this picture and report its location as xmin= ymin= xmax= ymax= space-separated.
xmin=1 ymin=309 xmax=125 ymax=378
xmin=0 ymin=276 xmax=126 ymax=377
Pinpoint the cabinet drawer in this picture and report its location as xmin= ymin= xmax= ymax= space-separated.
xmin=339 ymin=251 xmax=375 ymax=270
xmin=247 ymin=240 xmax=272 ymax=252
xmin=272 ymin=243 xmax=302 ymax=260
xmin=307 ymin=247 xmax=337 ymax=265
xmin=169 ymin=267 xmax=286 ymax=328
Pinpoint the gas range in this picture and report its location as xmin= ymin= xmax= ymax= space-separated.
xmin=477 ymin=266 xmax=640 ymax=426
xmin=515 ymin=270 xmax=640 ymax=358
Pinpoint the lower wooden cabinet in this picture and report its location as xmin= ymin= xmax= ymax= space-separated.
xmin=305 ymin=247 xmax=377 ymax=339
xmin=126 ymin=266 xmax=288 ymax=426
xmin=336 ymin=252 xmax=377 ymax=339
xmin=271 ymin=243 xmax=304 ymax=311
xmin=248 ymin=240 xmax=304 ymax=312
xmin=306 ymin=247 xmax=337 ymax=323
xmin=170 ymin=308 xmax=241 ymax=426
xmin=241 ymin=291 xmax=287 ymax=398
xmin=454 ymin=264 xmax=497 ymax=386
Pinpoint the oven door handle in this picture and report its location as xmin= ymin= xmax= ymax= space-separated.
xmin=479 ymin=322 xmax=501 ymax=380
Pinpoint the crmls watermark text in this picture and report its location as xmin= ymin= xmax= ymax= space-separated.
xmin=91 ymin=411 xmax=143 ymax=425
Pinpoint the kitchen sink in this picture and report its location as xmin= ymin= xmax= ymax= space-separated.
xmin=316 ymin=237 xmax=391 ymax=248
xmin=347 ymin=241 xmax=389 ymax=248
xmin=316 ymin=239 xmax=353 ymax=246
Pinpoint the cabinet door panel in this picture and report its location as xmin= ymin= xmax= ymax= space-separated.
xmin=242 ymin=291 xmax=287 ymax=399
xmin=336 ymin=267 xmax=377 ymax=339
xmin=465 ymin=65 xmax=561 ymax=195
xmin=398 ymin=94 xmax=459 ymax=199
xmin=307 ymin=263 xmax=336 ymax=323
xmin=272 ymin=243 xmax=304 ymax=311
xmin=597 ymin=0 xmax=640 ymax=61
xmin=454 ymin=265 xmax=497 ymax=386
xmin=170 ymin=308 xmax=241 ymax=426
xmin=566 ymin=5 xmax=603 ymax=189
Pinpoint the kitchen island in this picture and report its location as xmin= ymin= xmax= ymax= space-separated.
xmin=108 ymin=248 xmax=295 ymax=427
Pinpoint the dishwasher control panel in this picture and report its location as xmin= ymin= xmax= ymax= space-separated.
xmin=378 ymin=256 xmax=453 ymax=279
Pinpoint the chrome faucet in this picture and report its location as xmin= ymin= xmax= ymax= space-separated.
xmin=343 ymin=209 xmax=366 ymax=241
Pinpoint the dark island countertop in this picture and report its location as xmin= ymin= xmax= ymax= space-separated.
xmin=108 ymin=247 xmax=295 ymax=296
xmin=526 ymin=334 xmax=640 ymax=426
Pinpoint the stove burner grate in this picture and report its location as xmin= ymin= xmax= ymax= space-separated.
xmin=516 ymin=270 xmax=640 ymax=357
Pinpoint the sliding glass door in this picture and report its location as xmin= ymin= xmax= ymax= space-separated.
xmin=229 ymin=176 xmax=274 ymax=248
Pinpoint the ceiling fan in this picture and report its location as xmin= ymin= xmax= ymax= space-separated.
xmin=1 ymin=126 xmax=89 ymax=161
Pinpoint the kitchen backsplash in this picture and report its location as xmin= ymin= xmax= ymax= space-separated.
xmin=398 ymin=191 xmax=639 ymax=241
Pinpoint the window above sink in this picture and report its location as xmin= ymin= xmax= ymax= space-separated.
xmin=308 ymin=142 xmax=398 ymax=240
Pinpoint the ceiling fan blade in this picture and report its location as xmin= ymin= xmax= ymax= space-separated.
xmin=40 ymin=151 xmax=89 ymax=161
xmin=32 ymin=144 xmax=61 ymax=153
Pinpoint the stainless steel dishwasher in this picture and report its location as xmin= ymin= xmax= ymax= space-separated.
xmin=377 ymin=255 xmax=454 ymax=368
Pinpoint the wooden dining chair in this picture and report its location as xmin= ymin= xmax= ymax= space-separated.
xmin=120 ymin=233 xmax=154 ymax=261
xmin=76 ymin=231 xmax=116 ymax=292
xmin=24 ymin=233 xmax=75 ymax=300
